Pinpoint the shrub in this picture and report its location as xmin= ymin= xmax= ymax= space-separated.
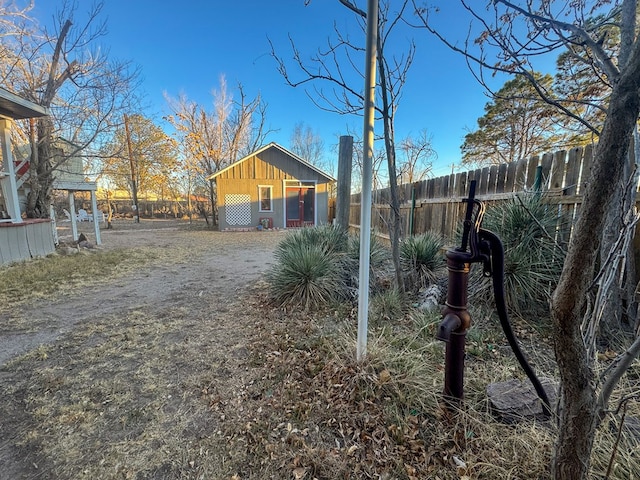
xmin=267 ymin=240 xmax=347 ymax=310
xmin=471 ymin=192 xmax=567 ymax=314
xmin=267 ymin=226 xmax=392 ymax=309
xmin=400 ymin=231 xmax=445 ymax=292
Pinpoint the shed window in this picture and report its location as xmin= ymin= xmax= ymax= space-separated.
xmin=259 ymin=185 xmax=272 ymax=212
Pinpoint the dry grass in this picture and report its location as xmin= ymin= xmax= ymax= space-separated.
xmin=2 ymin=297 xmax=260 ymax=479
xmin=0 ymin=247 xmax=162 ymax=309
xmin=239 ymin=302 xmax=559 ymax=479
xmin=1 ymin=227 xmax=639 ymax=479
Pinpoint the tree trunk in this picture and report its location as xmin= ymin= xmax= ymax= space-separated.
xmin=382 ymin=124 xmax=405 ymax=291
xmin=551 ymin=40 xmax=640 ymax=479
xmin=26 ymin=19 xmax=75 ymax=218
xmin=106 ymin=194 xmax=113 ymax=229
xmin=599 ymin=0 xmax=640 ymax=334
xmin=599 ymin=178 xmax=625 ymax=326
xmin=203 ymin=181 xmax=214 ymax=227
xmin=599 ymin=137 xmax=639 ymax=333
xmin=377 ymin=36 xmax=405 ymax=292
xmin=26 ymin=118 xmax=54 ymax=218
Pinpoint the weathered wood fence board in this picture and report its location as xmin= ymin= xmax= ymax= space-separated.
xmin=349 ymin=145 xmax=639 ymax=244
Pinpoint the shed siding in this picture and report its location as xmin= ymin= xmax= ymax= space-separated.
xmin=216 ymin=149 xmax=328 ymax=181
xmin=216 ymin=148 xmax=332 ymax=230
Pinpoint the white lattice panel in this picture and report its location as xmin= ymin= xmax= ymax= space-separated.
xmin=225 ymin=194 xmax=252 ymax=225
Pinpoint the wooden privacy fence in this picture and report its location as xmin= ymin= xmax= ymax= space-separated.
xmin=349 ymin=145 xmax=602 ymax=241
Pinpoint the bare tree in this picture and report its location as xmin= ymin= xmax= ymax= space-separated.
xmin=164 ymin=76 xmax=270 ymax=226
xmin=348 ymin=128 xmax=387 ymax=196
xmin=397 ymin=129 xmax=436 ymax=184
xmin=270 ymin=0 xmax=417 ymax=290
xmin=0 ymin=1 xmax=34 ymax=83
xmin=289 ymin=121 xmax=329 ymax=172
xmin=413 ymin=1 xmax=640 ymax=478
xmin=1 ymin=1 xmax=140 ymax=218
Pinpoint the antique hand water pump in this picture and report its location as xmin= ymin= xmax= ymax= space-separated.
xmin=437 ymin=180 xmax=551 ymax=416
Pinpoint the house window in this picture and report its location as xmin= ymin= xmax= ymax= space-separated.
xmin=258 ymin=185 xmax=272 ymax=212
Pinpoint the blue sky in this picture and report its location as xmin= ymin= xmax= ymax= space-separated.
xmin=31 ymin=1 xmax=538 ymax=177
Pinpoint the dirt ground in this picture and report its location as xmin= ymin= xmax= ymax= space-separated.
xmin=0 ymin=219 xmax=287 ymax=479
xmin=5 ymin=220 xmax=637 ymax=479
xmin=1 ymin=219 xmax=284 ymax=365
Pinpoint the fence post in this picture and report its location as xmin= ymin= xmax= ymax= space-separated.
xmin=336 ymin=135 xmax=353 ymax=229
xmin=409 ymin=182 xmax=417 ymax=235
xmin=533 ymin=165 xmax=543 ymax=194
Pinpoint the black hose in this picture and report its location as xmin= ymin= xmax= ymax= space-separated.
xmin=480 ymin=229 xmax=552 ymax=418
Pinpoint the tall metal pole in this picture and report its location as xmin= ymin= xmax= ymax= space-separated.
xmin=357 ymin=0 xmax=378 ymax=361
xmin=124 ymin=114 xmax=140 ymax=223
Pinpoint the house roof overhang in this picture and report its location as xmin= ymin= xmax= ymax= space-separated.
xmin=0 ymin=87 xmax=49 ymax=120
xmin=52 ymin=180 xmax=97 ymax=191
xmin=206 ymin=142 xmax=336 ymax=182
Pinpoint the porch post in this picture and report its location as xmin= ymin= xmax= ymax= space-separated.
xmin=49 ymin=204 xmax=59 ymax=246
xmin=91 ymin=190 xmax=101 ymax=245
xmin=0 ymin=118 xmax=23 ymax=223
xmin=68 ymin=191 xmax=78 ymax=241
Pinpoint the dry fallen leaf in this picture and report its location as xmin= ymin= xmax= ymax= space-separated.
xmin=453 ymin=455 xmax=468 ymax=477
xmin=293 ymin=467 xmax=307 ymax=479
xmin=597 ymin=349 xmax=618 ymax=361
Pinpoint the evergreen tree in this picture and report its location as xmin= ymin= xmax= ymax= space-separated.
xmin=461 ymin=73 xmax=563 ymax=165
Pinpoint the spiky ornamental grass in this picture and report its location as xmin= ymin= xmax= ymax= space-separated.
xmin=276 ymin=224 xmax=350 ymax=256
xmin=268 ymin=241 xmax=347 ymax=310
xmin=346 ymin=230 xmax=390 ymax=270
xmin=400 ymin=231 xmax=446 ymax=292
xmin=267 ymin=226 xmax=351 ymax=310
xmin=343 ymin=230 xmax=393 ymax=297
xmin=267 ymin=225 xmax=393 ymax=310
xmin=472 ymin=193 xmax=568 ymax=315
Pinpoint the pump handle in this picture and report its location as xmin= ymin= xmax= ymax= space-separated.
xmin=460 ymin=180 xmax=477 ymax=252
xmin=479 ymin=228 xmax=552 ymax=417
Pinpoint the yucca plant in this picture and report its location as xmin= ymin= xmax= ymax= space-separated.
xmin=346 ymin=230 xmax=390 ymax=269
xmin=471 ymin=193 xmax=567 ymax=314
xmin=275 ymin=224 xmax=349 ymax=256
xmin=400 ymin=231 xmax=445 ymax=292
xmin=344 ymin=230 xmax=393 ymax=296
xmin=268 ymin=226 xmax=393 ymax=309
xmin=267 ymin=240 xmax=347 ymax=310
